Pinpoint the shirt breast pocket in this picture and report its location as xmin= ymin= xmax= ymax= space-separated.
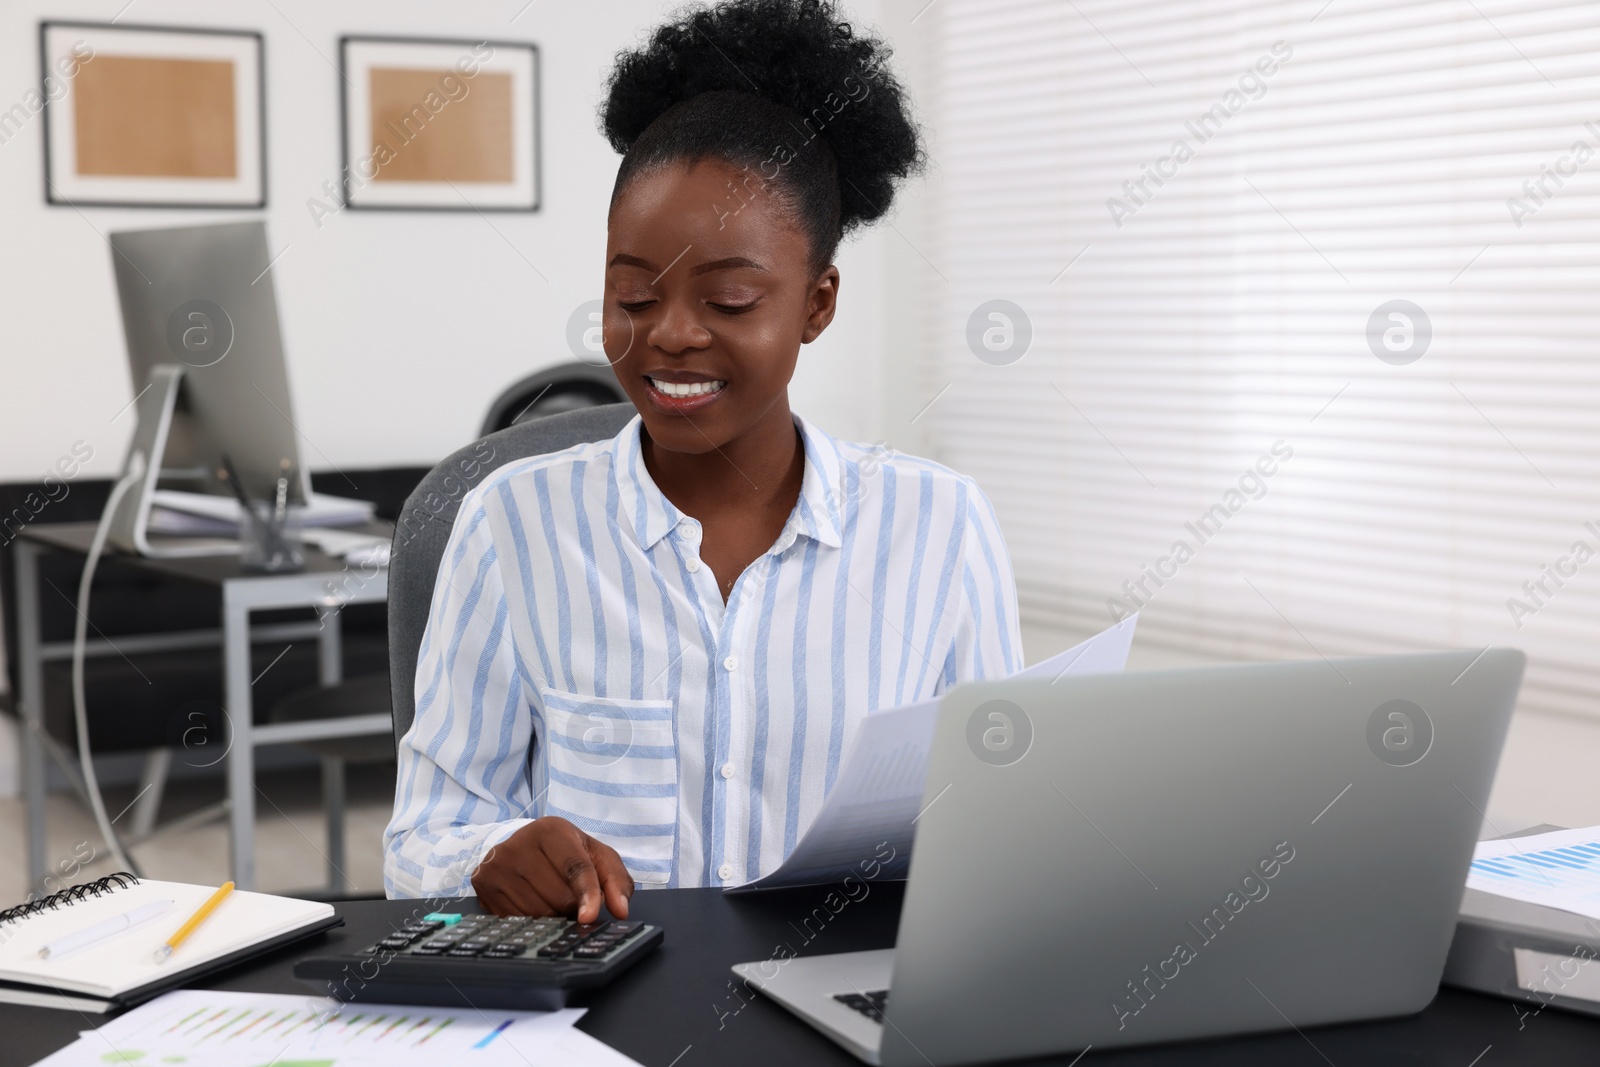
xmin=539 ymin=688 xmax=678 ymax=886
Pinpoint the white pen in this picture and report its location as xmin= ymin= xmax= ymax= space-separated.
xmin=36 ymin=900 xmax=174 ymax=960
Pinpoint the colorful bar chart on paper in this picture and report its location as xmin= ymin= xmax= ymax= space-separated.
xmin=1468 ymin=826 xmax=1600 ymax=921
xmin=32 ymin=988 xmax=634 ymax=1067
xmin=146 ymin=1001 xmax=474 ymax=1050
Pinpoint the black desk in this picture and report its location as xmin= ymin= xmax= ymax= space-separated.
xmin=13 ymin=887 xmax=1600 ymax=1066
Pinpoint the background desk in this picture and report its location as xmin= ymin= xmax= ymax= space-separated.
xmin=12 ymin=886 xmax=1600 ymax=1066
xmin=13 ymin=523 xmax=391 ymax=892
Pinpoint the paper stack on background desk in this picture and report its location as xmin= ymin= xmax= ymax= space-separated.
xmin=730 ymin=616 xmax=1138 ymax=892
xmin=147 ymin=489 xmax=375 ymax=535
xmin=147 ymin=489 xmax=392 ymax=563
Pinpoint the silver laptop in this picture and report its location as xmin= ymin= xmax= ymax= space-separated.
xmin=734 ymin=650 xmax=1525 ymax=1065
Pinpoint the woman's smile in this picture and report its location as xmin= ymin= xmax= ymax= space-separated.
xmin=643 ymin=372 xmax=729 ymax=414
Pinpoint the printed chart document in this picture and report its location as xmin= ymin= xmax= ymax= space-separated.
xmin=728 ymin=616 xmax=1138 ymax=893
xmin=1467 ymin=825 xmax=1600 ymax=921
xmin=31 ymin=988 xmax=642 ymax=1067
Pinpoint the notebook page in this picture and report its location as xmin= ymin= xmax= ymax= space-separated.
xmin=0 ymin=880 xmax=333 ymax=997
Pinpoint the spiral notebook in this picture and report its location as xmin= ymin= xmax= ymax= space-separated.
xmin=0 ymin=874 xmax=339 ymax=1013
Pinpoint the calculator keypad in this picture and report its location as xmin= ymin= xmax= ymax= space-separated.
xmin=367 ymin=916 xmax=646 ymax=962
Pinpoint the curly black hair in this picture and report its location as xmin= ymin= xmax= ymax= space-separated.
xmin=601 ymin=0 xmax=923 ymax=271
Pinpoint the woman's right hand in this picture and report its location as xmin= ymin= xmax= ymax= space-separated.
xmin=471 ymin=817 xmax=635 ymax=923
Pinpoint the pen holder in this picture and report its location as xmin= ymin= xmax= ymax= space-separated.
xmin=239 ymin=500 xmax=304 ymax=573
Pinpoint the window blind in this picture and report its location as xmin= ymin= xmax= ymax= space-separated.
xmin=916 ymin=0 xmax=1600 ymax=720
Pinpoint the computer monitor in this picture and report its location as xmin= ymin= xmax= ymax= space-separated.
xmin=106 ymin=221 xmax=309 ymax=555
xmin=110 ymin=220 xmax=309 ymax=504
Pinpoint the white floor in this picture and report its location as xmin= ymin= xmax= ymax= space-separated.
xmin=0 ymin=763 xmax=396 ymax=904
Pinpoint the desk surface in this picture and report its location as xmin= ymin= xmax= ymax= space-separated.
xmin=18 ymin=520 xmax=393 ymax=587
xmin=12 ymin=886 xmax=1600 ymax=1066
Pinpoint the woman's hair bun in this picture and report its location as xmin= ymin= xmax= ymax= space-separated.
xmin=602 ymin=0 xmax=923 ymax=258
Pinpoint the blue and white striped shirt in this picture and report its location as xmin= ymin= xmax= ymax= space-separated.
xmin=384 ymin=413 xmax=1021 ymax=896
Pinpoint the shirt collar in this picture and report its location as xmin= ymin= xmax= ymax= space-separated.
xmin=611 ymin=412 xmax=845 ymax=552
xmin=614 ymin=415 xmax=682 ymax=551
xmin=792 ymin=414 xmax=844 ymax=549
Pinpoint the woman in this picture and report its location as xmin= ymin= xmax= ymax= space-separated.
xmin=385 ymin=0 xmax=1021 ymax=918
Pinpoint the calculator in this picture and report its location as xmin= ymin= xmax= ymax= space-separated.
xmin=293 ymin=912 xmax=663 ymax=1011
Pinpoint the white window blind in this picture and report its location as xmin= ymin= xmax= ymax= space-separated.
xmin=916 ymin=0 xmax=1600 ymax=720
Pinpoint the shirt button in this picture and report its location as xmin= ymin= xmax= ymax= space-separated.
xmin=723 ymin=655 xmax=739 ymax=671
xmin=720 ymin=763 xmax=735 ymax=779
xmin=685 ymin=557 xmax=702 ymax=573
xmin=719 ymin=864 xmax=734 ymax=881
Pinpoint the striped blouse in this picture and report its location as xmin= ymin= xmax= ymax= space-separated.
xmin=383 ymin=413 xmax=1022 ymax=896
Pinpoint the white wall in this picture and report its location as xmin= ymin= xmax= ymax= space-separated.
xmin=0 ymin=0 xmax=894 ymax=486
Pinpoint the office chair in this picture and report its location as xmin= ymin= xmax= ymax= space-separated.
xmin=388 ymin=402 xmax=637 ymax=747
xmin=264 ymin=396 xmax=631 ymax=897
xmin=479 ymin=361 xmax=627 ymax=436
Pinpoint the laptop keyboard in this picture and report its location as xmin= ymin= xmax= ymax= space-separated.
xmin=834 ymin=989 xmax=889 ymax=1023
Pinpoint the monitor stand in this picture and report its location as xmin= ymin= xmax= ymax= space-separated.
xmin=107 ymin=364 xmax=240 ymax=558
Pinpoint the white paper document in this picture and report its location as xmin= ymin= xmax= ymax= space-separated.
xmin=728 ymin=616 xmax=1139 ymax=893
xmin=1468 ymin=825 xmax=1600 ymax=922
xmin=146 ymin=489 xmax=376 ymax=534
xmin=30 ymin=989 xmax=642 ymax=1067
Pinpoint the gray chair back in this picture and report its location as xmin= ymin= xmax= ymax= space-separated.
xmin=479 ymin=361 xmax=627 ymax=436
xmin=388 ymin=402 xmax=636 ymax=748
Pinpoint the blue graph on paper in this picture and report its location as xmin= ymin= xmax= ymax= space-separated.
xmin=1468 ymin=835 xmax=1600 ymax=918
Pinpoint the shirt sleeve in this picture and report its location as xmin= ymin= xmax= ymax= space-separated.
xmin=383 ymin=501 xmax=540 ymax=899
xmin=943 ymin=477 xmax=1025 ymax=686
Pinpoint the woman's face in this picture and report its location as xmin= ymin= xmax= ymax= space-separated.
xmin=603 ymin=158 xmax=838 ymax=456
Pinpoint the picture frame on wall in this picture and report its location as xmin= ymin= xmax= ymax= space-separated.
xmin=339 ymin=36 xmax=540 ymax=212
xmin=40 ymin=21 xmax=266 ymax=209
